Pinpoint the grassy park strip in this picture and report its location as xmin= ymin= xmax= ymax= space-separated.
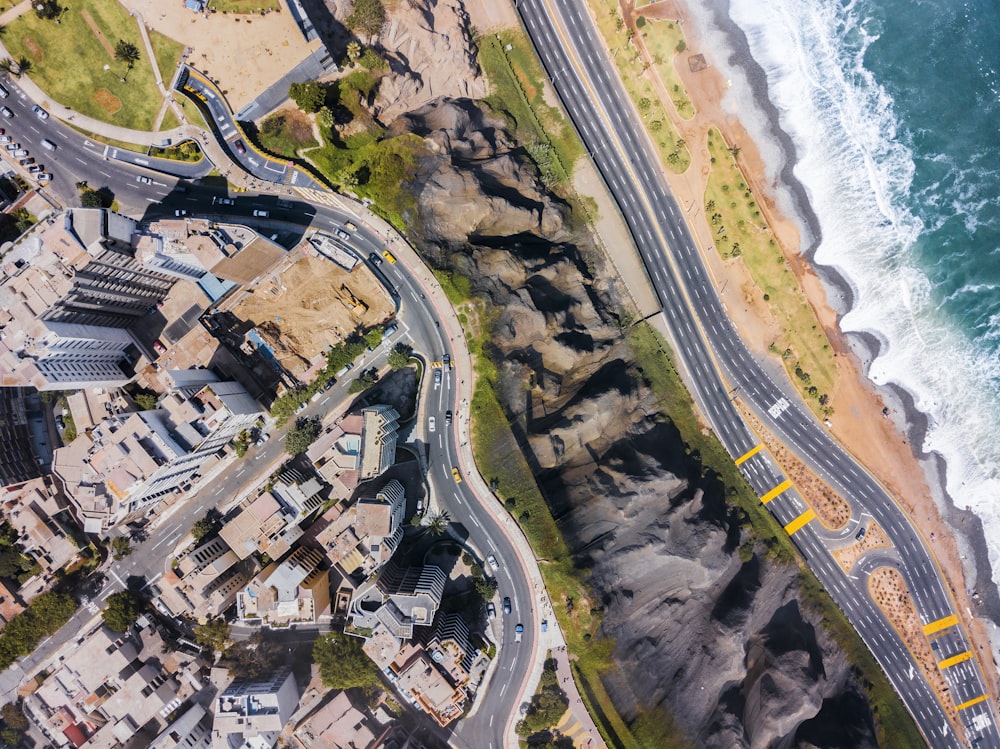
xmin=4 ymin=0 xmax=181 ymax=131
xmin=586 ymin=0 xmax=691 ymax=173
xmin=634 ymin=15 xmax=695 ymax=120
xmin=703 ymin=128 xmax=838 ymax=418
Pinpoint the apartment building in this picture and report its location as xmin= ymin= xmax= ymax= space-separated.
xmin=0 ymin=388 xmax=41 ymax=487
xmin=315 ymin=479 xmax=406 ymax=577
xmin=211 ymin=667 xmax=299 ymax=749
xmin=350 ymin=563 xmax=446 ymax=641
xmin=0 ymin=209 xmax=177 ymax=391
xmin=236 ymin=546 xmax=330 ymax=626
xmin=24 ymin=619 xmax=202 ymax=748
xmin=162 ymin=535 xmax=256 ymax=622
xmin=52 ymin=369 xmax=261 ymax=532
xmin=359 ymin=405 xmax=399 ymax=480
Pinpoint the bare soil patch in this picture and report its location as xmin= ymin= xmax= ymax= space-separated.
xmin=232 ymin=255 xmax=394 ymax=379
xmin=831 ymin=520 xmax=891 ymax=574
xmin=23 ymin=37 xmax=43 ymax=61
xmin=869 ymin=567 xmax=963 ymax=739
xmin=94 ymin=88 xmax=122 ymax=114
xmin=736 ymin=400 xmax=851 ymax=528
xmin=80 ymin=8 xmax=116 ymax=59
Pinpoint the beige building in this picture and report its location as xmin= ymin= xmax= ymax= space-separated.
xmin=0 ymin=477 xmax=79 ymax=590
xmin=162 ymin=536 xmax=256 ymax=623
xmin=391 ymin=645 xmax=466 ymax=727
xmin=314 ymin=480 xmax=406 ymax=577
xmin=25 ymin=619 xmax=202 ymax=748
xmin=236 ymin=546 xmax=331 ymax=626
xmin=294 ymin=690 xmax=391 ymax=749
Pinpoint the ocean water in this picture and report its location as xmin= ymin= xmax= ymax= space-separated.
xmin=715 ymin=0 xmax=1000 ymax=576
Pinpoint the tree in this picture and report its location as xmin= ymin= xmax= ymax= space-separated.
xmin=191 ymin=515 xmax=219 ymax=543
xmin=111 ymin=536 xmax=132 ymax=561
xmin=346 ymin=40 xmax=362 ymax=65
xmin=387 ymin=342 xmax=411 ymax=370
xmin=79 ymin=187 xmax=104 ymax=208
xmin=0 ymin=700 xmax=28 ymax=746
xmin=34 ymin=0 xmax=61 ymax=20
xmin=0 ymin=58 xmax=13 ymax=76
xmin=346 ymin=0 xmax=386 ymax=37
xmin=0 ymin=591 xmax=75 ymax=670
xmin=312 ymin=631 xmax=382 ymax=690
xmin=474 ymin=577 xmax=498 ymax=602
xmin=133 ymin=391 xmax=158 ymax=410
xmin=102 ymin=591 xmax=138 ymax=632
xmin=358 ymin=48 xmax=386 ymax=71
xmin=284 ymin=417 xmax=321 ymax=455
xmin=114 ymin=39 xmax=141 ymax=73
xmin=425 ymin=510 xmax=451 ymax=537
xmin=222 ymin=631 xmax=282 ymax=679
xmin=364 ymin=327 xmax=383 ymax=349
xmin=288 ymin=80 xmax=325 ymax=113
xmin=347 ymin=371 xmax=377 ymax=394
xmin=317 ymin=106 xmax=334 ymax=129
xmin=194 ymin=617 xmax=231 ymax=654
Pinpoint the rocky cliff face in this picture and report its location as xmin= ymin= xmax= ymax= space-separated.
xmin=398 ymin=97 xmax=880 ymax=748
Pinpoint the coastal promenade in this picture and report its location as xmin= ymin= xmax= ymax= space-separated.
xmin=516 ymin=0 xmax=1000 ymax=746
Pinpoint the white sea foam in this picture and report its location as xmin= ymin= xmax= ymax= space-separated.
xmin=686 ymin=0 xmax=1000 ymax=581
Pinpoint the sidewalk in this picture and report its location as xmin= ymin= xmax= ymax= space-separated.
xmin=334 ymin=196 xmax=606 ymax=749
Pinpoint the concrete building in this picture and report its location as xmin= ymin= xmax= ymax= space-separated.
xmin=148 ymin=703 xmax=212 ymax=749
xmin=350 ymin=563 xmax=446 ymax=641
xmin=218 ymin=492 xmax=303 ymax=562
xmin=0 ymin=477 xmax=79 ymax=589
xmin=390 ymin=644 xmax=466 ymax=727
xmin=0 ymin=388 xmax=41 ymax=487
xmin=24 ymin=619 xmax=202 ymax=748
xmin=236 ymin=546 xmax=330 ymax=626
xmin=162 ymin=535 xmax=256 ymax=623
xmin=211 ymin=667 xmax=299 ymax=749
xmin=294 ymin=690 xmax=391 ymax=749
xmin=359 ymin=405 xmax=398 ymax=480
xmin=0 ymin=209 xmax=178 ymax=391
xmin=305 ymin=413 xmax=363 ymax=496
xmin=52 ymin=369 xmax=261 ymax=532
xmin=315 ymin=480 xmax=406 ymax=577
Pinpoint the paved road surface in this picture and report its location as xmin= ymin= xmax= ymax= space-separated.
xmin=517 ymin=0 xmax=999 ymax=746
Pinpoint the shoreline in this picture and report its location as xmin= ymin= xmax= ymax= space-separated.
xmin=668 ymin=0 xmax=1000 ymax=671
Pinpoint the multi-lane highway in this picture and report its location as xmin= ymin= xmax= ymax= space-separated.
xmin=517 ymin=0 xmax=998 ymax=745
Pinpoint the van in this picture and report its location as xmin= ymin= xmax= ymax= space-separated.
xmin=0 ymin=85 xmax=8 ymax=98
xmin=41 ymin=139 xmax=56 ymax=151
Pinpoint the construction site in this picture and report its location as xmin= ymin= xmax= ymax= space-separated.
xmin=231 ymin=251 xmax=395 ymax=382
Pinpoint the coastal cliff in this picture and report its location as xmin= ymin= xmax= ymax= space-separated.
xmin=399 ymin=96 xmax=880 ymax=747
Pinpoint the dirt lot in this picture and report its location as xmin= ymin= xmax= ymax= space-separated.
xmin=232 ymin=256 xmax=394 ymax=378
xmin=126 ymin=0 xmax=319 ymax=111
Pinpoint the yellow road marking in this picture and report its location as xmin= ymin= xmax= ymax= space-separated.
xmin=735 ymin=444 xmax=763 ymax=466
xmin=784 ymin=508 xmax=816 ymax=535
xmin=938 ymin=651 xmax=973 ymax=670
xmin=760 ymin=479 xmax=792 ymax=505
xmin=923 ymin=614 xmax=959 ymax=636
xmin=956 ymin=694 xmax=989 ymax=711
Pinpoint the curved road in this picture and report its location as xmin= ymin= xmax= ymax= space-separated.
xmin=517 ymin=0 xmax=998 ymax=746
xmin=0 ymin=86 xmax=536 ymax=749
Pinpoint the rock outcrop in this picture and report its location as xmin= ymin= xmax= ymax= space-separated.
xmin=398 ymin=96 xmax=880 ymax=748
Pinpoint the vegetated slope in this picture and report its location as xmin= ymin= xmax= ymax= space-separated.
xmin=399 ymin=96 xmax=880 ymax=748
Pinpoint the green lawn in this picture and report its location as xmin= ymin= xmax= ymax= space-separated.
xmin=638 ymin=17 xmax=695 ymax=120
xmin=159 ymin=107 xmax=181 ymax=132
xmin=4 ymin=0 xmax=177 ymax=131
xmin=148 ymin=29 xmax=184 ymax=86
xmin=704 ymin=128 xmax=837 ymax=417
xmin=208 ymin=0 xmax=280 ymax=12
xmin=477 ymin=30 xmax=584 ymax=187
xmin=257 ymin=110 xmax=319 ymax=158
xmin=585 ymin=0 xmax=690 ymax=173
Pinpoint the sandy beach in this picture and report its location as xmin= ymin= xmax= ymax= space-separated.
xmin=614 ymin=0 xmax=1000 ymax=694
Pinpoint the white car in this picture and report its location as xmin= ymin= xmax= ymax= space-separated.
xmin=33 ymin=105 xmax=48 ymax=120
xmin=428 ymin=416 xmax=436 ymax=432
xmin=487 ymin=554 xmax=500 ymax=572
xmin=174 ymin=209 xmax=187 ymax=217
xmin=136 ymin=175 xmax=152 ymax=184
xmin=213 ymin=197 xmax=235 ymax=206
xmin=253 ymin=209 xmax=269 ymax=217
xmin=254 ymin=432 xmax=270 ymax=447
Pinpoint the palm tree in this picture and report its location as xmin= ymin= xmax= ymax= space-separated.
xmin=114 ymin=39 xmax=141 ymax=74
xmin=346 ymin=41 xmax=361 ymax=65
xmin=16 ymin=57 xmax=30 ymax=77
xmin=425 ymin=511 xmax=451 ymax=537
xmin=0 ymin=58 xmax=14 ymax=77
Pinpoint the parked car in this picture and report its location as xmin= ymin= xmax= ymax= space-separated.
xmin=233 ymin=139 xmax=246 ymax=155
xmin=487 ymin=554 xmax=500 ymax=572
xmin=1 ymin=107 xmax=14 ymax=118
xmin=502 ymin=597 xmax=511 ymax=615
xmin=33 ymin=105 xmax=49 ymax=120
xmin=254 ymin=432 xmax=270 ymax=447
xmin=295 ymin=402 xmax=308 ymax=414
xmin=5 ymin=143 xmax=18 ymax=151
xmin=153 ymin=340 xmax=166 ymax=354
xmin=334 ymin=228 xmax=350 ymax=240
xmin=445 ymin=410 xmax=453 ymax=426
xmin=0 ymin=136 xmax=10 ymax=144
xmin=253 ymin=209 xmax=269 ymax=217
xmin=27 ymin=164 xmax=42 ymax=174
xmin=855 ymin=526 xmax=866 ymax=542
xmin=486 ymin=602 xmax=496 ymax=619
xmin=213 ymin=197 xmax=234 ymax=205
xmin=174 ymin=209 xmax=187 ymax=217
xmin=11 ymin=149 xmax=27 ymax=158
xmin=19 ymin=157 xmax=33 ymax=166
xmin=136 ymin=175 xmax=152 ymax=184
xmin=36 ymin=172 xmax=52 ymax=182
